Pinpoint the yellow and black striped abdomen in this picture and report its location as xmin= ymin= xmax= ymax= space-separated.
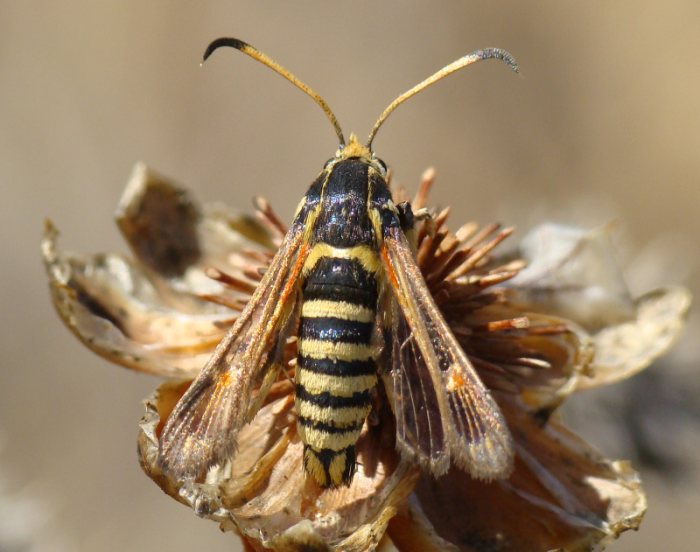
xmin=296 ymin=245 xmax=379 ymax=487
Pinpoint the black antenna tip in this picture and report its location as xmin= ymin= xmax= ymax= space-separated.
xmin=203 ymin=37 xmax=249 ymax=62
xmin=480 ymin=48 xmax=519 ymax=74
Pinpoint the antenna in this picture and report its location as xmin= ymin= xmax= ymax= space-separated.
xmin=366 ymin=48 xmax=519 ymax=150
xmin=203 ymin=37 xmax=346 ymax=147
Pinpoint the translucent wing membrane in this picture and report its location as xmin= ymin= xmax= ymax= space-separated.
xmin=384 ymin=300 xmax=450 ymax=474
xmin=381 ymin=226 xmax=513 ymax=480
xmin=158 ymin=222 xmax=308 ymax=480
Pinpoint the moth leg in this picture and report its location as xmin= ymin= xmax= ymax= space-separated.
xmin=396 ymin=201 xmax=415 ymax=232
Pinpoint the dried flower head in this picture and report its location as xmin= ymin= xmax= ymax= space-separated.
xmin=43 ymin=163 xmax=689 ymax=551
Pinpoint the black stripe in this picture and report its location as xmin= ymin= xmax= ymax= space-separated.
xmin=298 ymin=356 xmax=376 ymax=376
xmin=296 ymin=384 xmax=371 ymax=408
xmin=303 ymin=284 xmax=376 ymax=309
xmin=297 ymin=416 xmax=364 ymax=433
xmin=307 ymin=445 xmax=355 ymax=460
xmin=299 ymin=316 xmax=373 ymax=344
xmin=304 ymin=445 xmax=357 ymax=485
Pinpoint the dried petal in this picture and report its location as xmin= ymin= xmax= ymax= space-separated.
xmin=42 ymin=222 xmax=228 ymax=377
xmin=508 ymin=224 xmax=636 ymax=331
xmin=41 ymin=164 xmax=283 ymax=378
xmin=116 ymin=163 xmax=275 ymax=300
xmin=506 ymin=223 xmax=691 ymax=389
xmin=138 ymin=381 xmax=419 ymax=551
xmin=393 ymin=400 xmax=646 ymax=552
xmin=579 ymin=286 xmax=691 ymax=389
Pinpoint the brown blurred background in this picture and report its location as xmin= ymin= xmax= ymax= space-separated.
xmin=1 ymin=2 xmax=698 ymax=550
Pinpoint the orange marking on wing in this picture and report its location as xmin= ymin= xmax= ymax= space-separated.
xmin=446 ymin=368 xmax=466 ymax=392
xmin=217 ymin=370 xmax=232 ymax=388
xmin=381 ymin=246 xmax=399 ymax=289
xmin=280 ymin=243 xmax=308 ymax=305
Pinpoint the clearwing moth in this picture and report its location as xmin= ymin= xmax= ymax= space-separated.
xmin=159 ymin=37 xmax=519 ymax=488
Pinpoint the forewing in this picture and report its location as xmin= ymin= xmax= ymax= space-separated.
xmin=158 ymin=222 xmax=308 ymax=480
xmin=381 ymin=225 xmax=513 ymax=480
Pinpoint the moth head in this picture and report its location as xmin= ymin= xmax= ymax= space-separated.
xmin=324 ymin=134 xmax=388 ymax=177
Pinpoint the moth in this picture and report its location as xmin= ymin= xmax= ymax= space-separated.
xmin=159 ymin=37 xmax=519 ymax=488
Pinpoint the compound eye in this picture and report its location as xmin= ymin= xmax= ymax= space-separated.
xmin=374 ymin=157 xmax=388 ymax=175
xmin=323 ymin=157 xmax=335 ymax=169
